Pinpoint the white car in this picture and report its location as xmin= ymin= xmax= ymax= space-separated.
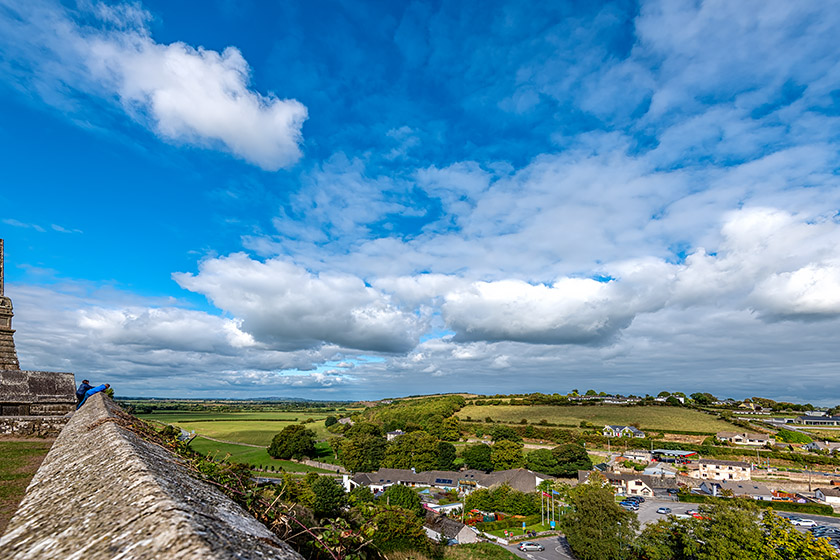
xmin=656 ymin=507 xmax=672 ymax=514
xmin=790 ymin=518 xmax=816 ymax=527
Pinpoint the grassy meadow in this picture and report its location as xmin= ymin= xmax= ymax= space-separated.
xmin=457 ymin=404 xmax=743 ymax=433
xmin=137 ymin=410 xmax=334 ymax=444
xmin=0 ymin=439 xmax=53 ymax=534
xmin=188 ymin=437 xmax=337 ymax=473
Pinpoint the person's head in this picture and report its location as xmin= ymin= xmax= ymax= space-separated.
xmin=82 ymin=380 xmax=89 ymax=384
xmin=105 ymin=384 xmax=110 ymax=388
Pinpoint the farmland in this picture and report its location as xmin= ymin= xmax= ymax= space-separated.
xmin=188 ymin=437 xmax=336 ymax=473
xmin=457 ymin=404 xmax=744 ymax=434
xmin=137 ymin=410 xmax=335 ymax=444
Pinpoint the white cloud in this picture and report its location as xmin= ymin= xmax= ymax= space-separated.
xmin=0 ymin=0 xmax=306 ymax=170
xmin=174 ymin=253 xmax=425 ymax=353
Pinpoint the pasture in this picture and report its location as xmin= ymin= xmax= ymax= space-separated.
xmin=188 ymin=437 xmax=336 ymax=473
xmin=137 ymin=411 xmax=334 ymax=444
xmin=457 ymin=404 xmax=743 ymax=433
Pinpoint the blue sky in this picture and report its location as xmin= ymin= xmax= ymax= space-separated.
xmin=2 ymin=0 xmax=840 ymax=402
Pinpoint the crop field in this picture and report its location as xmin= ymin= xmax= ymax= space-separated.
xmin=137 ymin=411 xmax=333 ymax=444
xmin=457 ymin=404 xmax=743 ymax=433
xmin=188 ymin=437 xmax=335 ymax=473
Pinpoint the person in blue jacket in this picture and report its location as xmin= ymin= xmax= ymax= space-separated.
xmin=77 ymin=383 xmax=110 ymax=409
xmin=75 ymin=379 xmax=93 ymax=406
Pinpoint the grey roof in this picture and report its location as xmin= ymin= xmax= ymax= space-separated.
xmin=817 ymin=487 xmax=840 ymax=498
xmin=578 ymin=470 xmax=677 ymax=489
xmin=652 ymin=449 xmax=697 ymax=457
xmin=698 ymin=459 xmax=750 ymax=468
xmin=351 ymin=468 xmax=551 ymax=492
xmin=424 ymin=511 xmax=469 ymax=539
xmin=702 ymin=480 xmax=771 ymax=497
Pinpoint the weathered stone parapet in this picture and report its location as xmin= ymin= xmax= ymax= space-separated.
xmin=0 ymin=393 xmax=303 ymax=560
xmin=0 ymin=370 xmax=76 ymax=415
xmin=0 ymin=415 xmax=68 ymax=437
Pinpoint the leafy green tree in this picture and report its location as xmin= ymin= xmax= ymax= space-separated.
xmin=690 ymin=392 xmax=716 ymax=405
xmin=491 ymin=440 xmax=524 ymax=470
xmin=637 ymin=501 xmax=840 ymax=560
xmin=382 ymin=430 xmax=439 ymax=471
xmin=369 ymin=505 xmax=429 ymax=554
xmin=526 ymin=448 xmax=560 ymax=476
xmin=561 ymin=477 xmax=638 ymax=560
xmin=436 ymin=441 xmax=456 ymax=470
xmin=381 ymin=484 xmax=423 ymax=516
xmin=310 ymin=475 xmax=348 ymax=518
xmin=348 ymin=484 xmax=375 ymax=505
xmin=462 ymin=443 xmax=493 ymax=471
xmin=324 ymin=415 xmax=338 ymax=427
xmin=339 ymin=432 xmax=387 ymax=472
xmin=345 ymin=422 xmax=384 ymax=438
xmin=441 ymin=416 xmax=461 ymax=441
xmin=552 ymin=443 xmax=592 ymax=477
xmin=490 ymin=425 xmax=522 ymax=443
xmin=267 ymin=424 xmax=316 ymax=460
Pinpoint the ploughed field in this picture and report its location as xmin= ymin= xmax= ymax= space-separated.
xmin=457 ymin=404 xmax=743 ymax=434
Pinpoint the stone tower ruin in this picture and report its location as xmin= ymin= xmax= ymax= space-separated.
xmin=0 ymin=239 xmax=21 ymax=370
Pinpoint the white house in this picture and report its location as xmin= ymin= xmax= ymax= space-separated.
xmin=815 ymin=487 xmax=840 ymax=505
xmin=603 ymin=425 xmax=646 ymax=438
xmin=424 ymin=512 xmax=479 ymax=545
xmin=688 ymin=459 xmax=751 ymax=481
xmin=715 ymin=431 xmax=774 ymax=446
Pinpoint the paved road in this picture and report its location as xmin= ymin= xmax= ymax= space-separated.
xmin=501 ymin=536 xmax=576 ymax=560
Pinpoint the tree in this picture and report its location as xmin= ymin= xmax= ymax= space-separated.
xmin=552 ymin=443 xmax=592 ymax=477
xmin=491 ymin=425 xmax=522 ymax=443
xmin=345 ymin=422 xmax=383 ymax=438
xmin=382 ymin=431 xmax=439 ymax=471
xmin=690 ymin=392 xmax=716 ymax=406
xmin=324 ymin=415 xmax=338 ymax=427
xmin=440 ymin=416 xmax=461 ymax=441
xmin=526 ymin=448 xmax=560 ymax=476
xmin=381 ymin=484 xmax=423 ymax=516
xmin=462 ymin=443 xmax=493 ymax=471
xmin=348 ymin=484 xmax=375 ymax=506
xmin=491 ymin=440 xmax=524 ymax=470
xmin=267 ymin=424 xmax=316 ymax=460
xmin=561 ymin=477 xmax=638 ymax=560
xmin=310 ymin=475 xmax=348 ymax=518
xmin=339 ymin=432 xmax=387 ymax=472
xmin=436 ymin=441 xmax=456 ymax=470
xmin=369 ymin=506 xmax=429 ymax=554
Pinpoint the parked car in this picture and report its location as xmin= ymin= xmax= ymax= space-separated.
xmin=656 ymin=507 xmax=672 ymax=514
xmin=620 ymin=502 xmax=639 ymax=511
xmin=518 ymin=542 xmax=545 ymax=552
xmin=790 ymin=518 xmax=816 ymax=527
xmin=686 ymin=509 xmax=700 ymax=516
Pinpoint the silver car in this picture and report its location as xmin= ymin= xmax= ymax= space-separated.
xmin=518 ymin=542 xmax=545 ymax=552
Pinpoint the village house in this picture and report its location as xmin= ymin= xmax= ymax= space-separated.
xmin=688 ymin=459 xmax=751 ymax=481
xmin=423 ymin=512 xmax=478 ymax=545
xmin=715 ymin=431 xmax=775 ymax=446
xmin=622 ymin=449 xmax=652 ymax=463
xmin=603 ymin=425 xmax=646 ymax=438
xmin=343 ymin=468 xmax=553 ymax=494
xmin=804 ymin=441 xmax=840 ymax=453
xmin=796 ymin=415 xmax=840 ymax=426
xmin=386 ymin=429 xmax=405 ymax=441
xmin=815 ymin=487 xmax=840 ymax=505
xmin=577 ymin=470 xmax=677 ymax=497
xmin=699 ymin=480 xmax=772 ymax=501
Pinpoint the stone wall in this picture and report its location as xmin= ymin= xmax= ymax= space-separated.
xmin=0 ymin=415 xmax=68 ymax=437
xmin=0 ymin=369 xmax=76 ymax=415
xmin=0 ymin=393 xmax=303 ymax=560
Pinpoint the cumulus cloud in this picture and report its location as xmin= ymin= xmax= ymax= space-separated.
xmin=174 ymin=253 xmax=425 ymax=353
xmin=0 ymin=0 xmax=306 ymax=170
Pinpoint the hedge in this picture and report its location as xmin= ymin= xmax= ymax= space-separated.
xmin=678 ymin=494 xmax=834 ymax=516
xmin=476 ymin=514 xmax=542 ymax=532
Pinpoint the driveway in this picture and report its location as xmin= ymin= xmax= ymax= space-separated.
xmin=500 ymin=536 xmax=577 ymax=560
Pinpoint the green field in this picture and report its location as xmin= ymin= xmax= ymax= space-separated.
xmin=457 ymin=404 xmax=742 ymax=433
xmin=0 ymin=439 xmax=53 ymax=534
xmin=188 ymin=437 xmax=336 ymax=473
xmin=138 ymin=411 xmax=334 ymax=444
